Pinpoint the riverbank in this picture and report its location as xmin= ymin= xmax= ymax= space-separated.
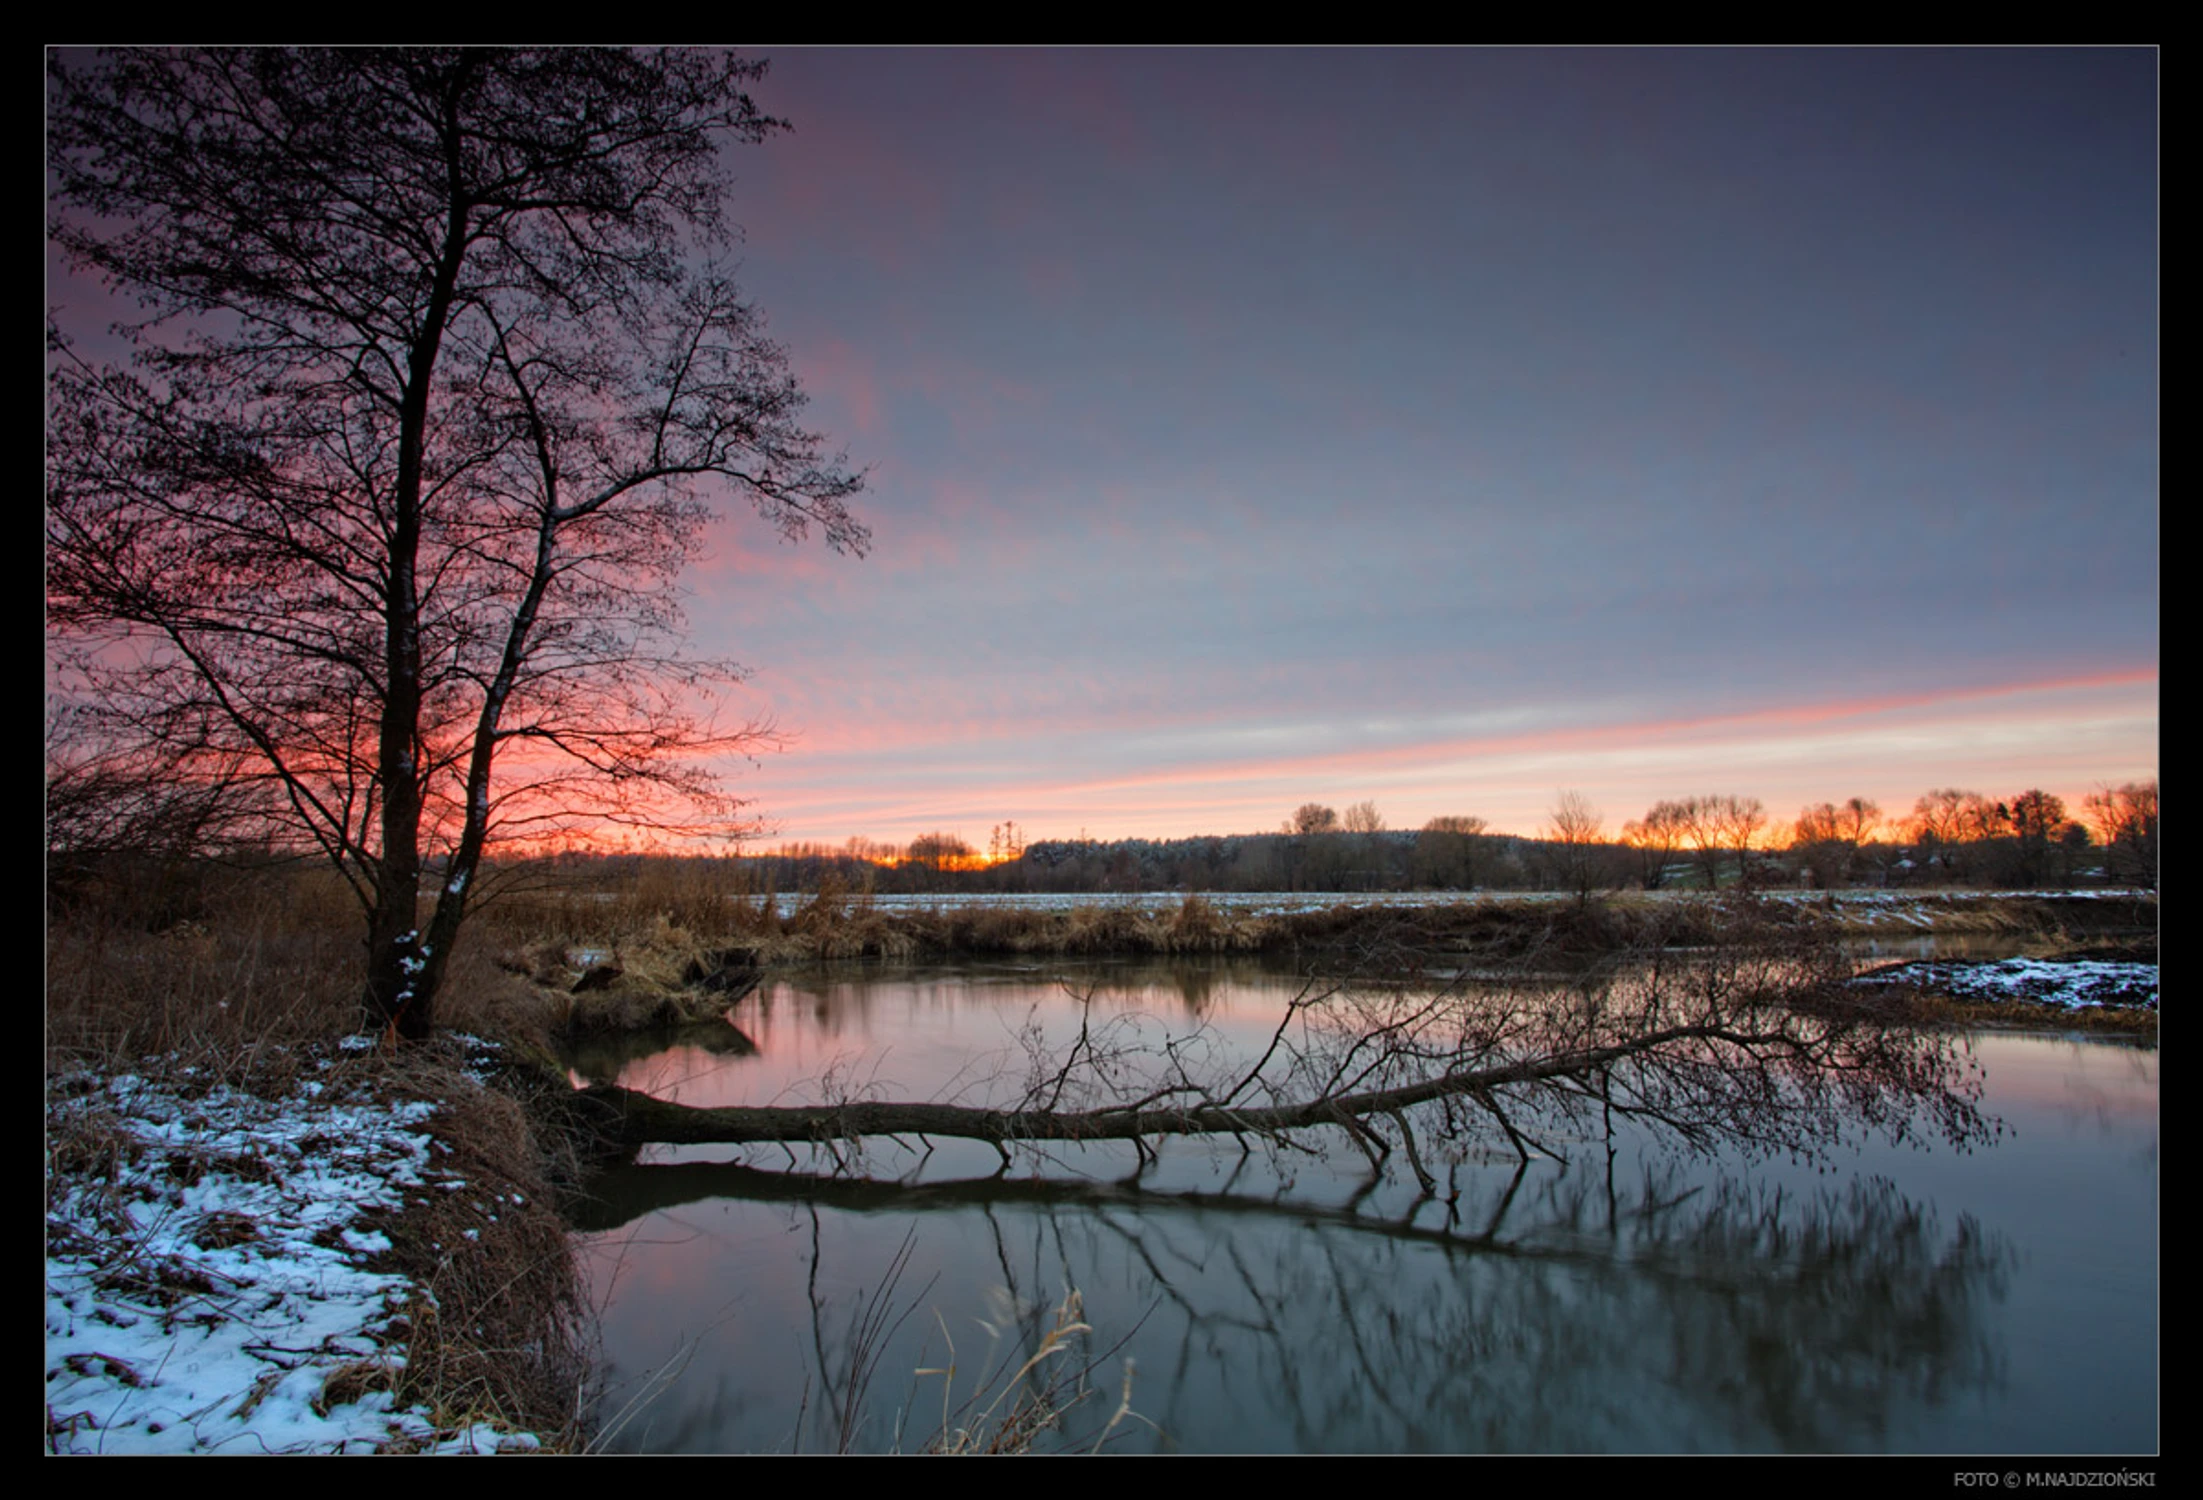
xmin=488 ymin=881 xmax=2157 ymax=966
xmin=44 ymin=879 xmax=2156 ymax=1451
xmin=44 ymin=1035 xmax=585 ymax=1454
xmin=499 ymin=887 xmax=2158 ymax=1045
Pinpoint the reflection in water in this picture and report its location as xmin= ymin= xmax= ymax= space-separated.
xmin=566 ymin=1021 xmax=756 ymax=1089
xmin=574 ymin=963 xmax=2154 ymax=1454
xmin=582 ymin=1152 xmax=2010 ymax=1453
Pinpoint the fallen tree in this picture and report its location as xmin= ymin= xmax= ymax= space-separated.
xmin=574 ymin=918 xmax=1997 ymax=1187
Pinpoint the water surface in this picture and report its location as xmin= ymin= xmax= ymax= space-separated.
xmin=576 ymin=961 xmax=2156 ymax=1454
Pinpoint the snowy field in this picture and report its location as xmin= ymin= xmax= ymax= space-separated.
xmin=754 ymin=886 xmax=2150 ymax=926
xmin=44 ymin=1046 xmax=542 ymax=1455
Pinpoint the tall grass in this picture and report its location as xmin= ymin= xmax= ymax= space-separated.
xmin=46 ymin=859 xmax=363 ymax=1077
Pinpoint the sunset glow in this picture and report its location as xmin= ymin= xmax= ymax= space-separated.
xmin=727 ymin=669 xmax=2156 ymax=847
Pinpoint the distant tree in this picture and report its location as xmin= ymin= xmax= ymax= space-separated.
xmin=904 ymin=832 xmax=976 ymax=877
xmin=2006 ymin=790 xmax=2064 ymax=843
xmin=2051 ymin=818 xmax=2094 ymax=888
xmin=1836 ymin=797 xmax=1881 ymax=849
xmin=1279 ymin=803 xmax=1342 ymax=889
xmin=844 ymin=836 xmax=896 ymax=866
xmin=46 ymin=49 xmax=867 ymax=1038
xmin=1655 ymin=795 xmax=1770 ymax=889
xmin=988 ymin=822 xmax=1028 ymax=865
xmin=1339 ymin=801 xmax=1389 ymax=889
xmin=1672 ymin=797 xmax=1728 ymax=889
xmin=1712 ymin=796 xmax=1770 ymax=889
xmin=1793 ymin=798 xmax=1880 ymax=891
xmin=1545 ymin=791 xmax=1609 ymax=908
xmin=2084 ymin=781 xmax=2159 ymax=890
xmin=1961 ymin=795 xmax=2010 ymax=845
xmin=1288 ymin=803 xmax=1341 ymax=836
xmin=1908 ymin=789 xmax=1981 ymax=881
xmin=1413 ymin=815 xmax=1488 ymax=889
xmin=1621 ymin=800 xmax=1692 ymax=891
xmin=1909 ymin=789 xmax=1968 ymax=851
xmin=1794 ymin=804 xmax=1846 ymax=890
xmin=2005 ymin=789 xmax=2067 ymax=887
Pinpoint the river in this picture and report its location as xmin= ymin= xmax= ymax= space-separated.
xmin=570 ymin=959 xmax=2157 ymax=1454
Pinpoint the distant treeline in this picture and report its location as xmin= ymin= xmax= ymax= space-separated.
xmin=48 ymin=775 xmax=2157 ymax=902
xmin=727 ymin=782 xmax=2157 ymax=896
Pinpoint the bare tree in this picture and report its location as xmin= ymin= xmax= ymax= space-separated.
xmin=1838 ymin=797 xmax=1881 ymax=850
xmin=2084 ymin=781 xmax=2158 ymax=890
xmin=1545 ymin=791 xmax=1608 ymax=907
xmin=1908 ymin=789 xmax=1969 ymax=851
xmin=581 ymin=914 xmax=1996 ymax=1182
xmin=1340 ymin=800 xmax=1388 ymax=889
xmin=1341 ymin=801 xmax=1384 ymax=835
xmin=1909 ymin=789 xmax=1979 ymax=882
xmin=45 ymin=699 xmax=260 ymax=866
xmin=1620 ymin=800 xmax=1691 ymax=891
xmin=904 ymin=832 xmax=977 ymax=878
xmin=1960 ymin=795 xmax=2010 ymax=846
xmin=2005 ymin=789 xmax=2067 ymax=887
xmin=47 ymin=50 xmax=866 ymax=1037
xmin=1712 ymin=796 xmax=1769 ymax=890
xmin=1654 ymin=795 xmax=1768 ymax=890
xmin=1413 ymin=814 xmax=1488 ymax=890
xmin=1673 ymin=797 xmax=1728 ymax=889
xmin=1278 ymin=803 xmax=1342 ymax=890
xmin=1793 ymin=797 xmax=1879 ymax=891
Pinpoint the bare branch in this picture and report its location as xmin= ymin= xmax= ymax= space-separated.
xmin=578 ymin=915 xmax=1995 ymax=1176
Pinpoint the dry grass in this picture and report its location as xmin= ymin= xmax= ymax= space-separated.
xmin=472 ymin=856 xmax=784 ymax=951
xmin=44 ymin=858 xmax=561 ymax=1076
xmin=730 ymin=894 xmax=1654 ymax=964
xmin=46 ymin=860 xmax=362 ymax=1083
xmin=354 ymin=1042 xmax=591 ymax=1450
xmin=1811 ymin=891 xmax=2159 ymax=939
xmin=805 ymin=1229 xmax=1144 ymax=1456
xmin=918 ymin=1288 xmax=1142 ymax=1455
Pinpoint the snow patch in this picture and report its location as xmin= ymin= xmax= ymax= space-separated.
xmin=1852 ymin=957 xmax=2157 ymax=1011
xmin=44 ymin=1064 xmax=542 ymax=1454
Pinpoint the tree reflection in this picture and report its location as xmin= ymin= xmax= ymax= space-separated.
xmin=581 ymin=1151 xmax=2011 ymax=1453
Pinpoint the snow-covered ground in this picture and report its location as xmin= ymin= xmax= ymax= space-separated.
xmin=44 ymin=1046 xmax=542 ymax=1455
xmin=1851 ymin=956 xmax=2158 ymax=1010
xmin=766 ymin=888 xmax=1549 ymax=918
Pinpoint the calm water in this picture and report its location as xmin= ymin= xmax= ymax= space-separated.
xmin=573 ymin=961 xmax=2157 ymax=1454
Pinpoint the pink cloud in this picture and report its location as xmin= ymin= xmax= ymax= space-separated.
xmin=791 ymin=337 xmax=884 ymax=437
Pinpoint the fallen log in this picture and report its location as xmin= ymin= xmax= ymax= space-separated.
xmin=575 ymin=981 xmax=1993 ymax=1182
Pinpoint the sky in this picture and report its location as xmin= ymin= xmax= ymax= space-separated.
xmin=676 ymin=48 xmax=2156 ymax=847
xmin=50 ymin=49 xmax=2160 ymax=851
